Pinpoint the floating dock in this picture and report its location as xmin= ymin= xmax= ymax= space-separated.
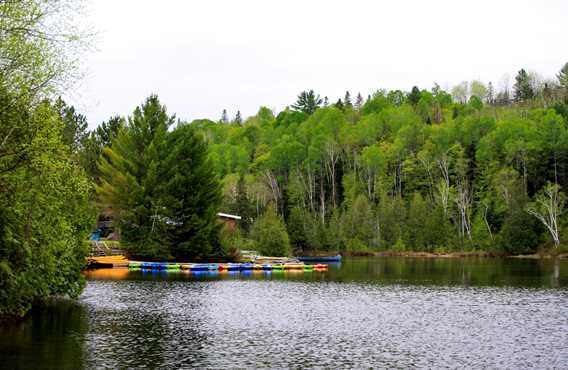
xmin=127 ymin=261 xmax=328 ymax=272
xmin=87 ymin=256 xmax=330 ymax=272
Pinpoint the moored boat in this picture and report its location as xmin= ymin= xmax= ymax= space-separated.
xmin=297 ymin=255 xmax=342 ymax=263
xmin=190 ymin=264 xmax=210 ymax=271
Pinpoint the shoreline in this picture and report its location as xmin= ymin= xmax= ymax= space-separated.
xmin=338 ymin=251 xmax=568 ymax=259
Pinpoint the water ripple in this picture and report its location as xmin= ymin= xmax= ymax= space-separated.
xmin=78 ymin=280 xmax=568 ymax=369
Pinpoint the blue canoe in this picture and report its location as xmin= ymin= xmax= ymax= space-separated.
xmin=190 ymin=264 xmax=210 ymax=271
xmin=297 ymin=255 xmax=342 ymax=263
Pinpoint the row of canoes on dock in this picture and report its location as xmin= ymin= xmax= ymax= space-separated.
xmin=128 ymin=262 xmax=329 ymax=271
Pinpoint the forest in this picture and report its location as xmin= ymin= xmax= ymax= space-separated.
xmin=1 ymin=0 xmax=568 ymax=320
xmin=79 ymin=65 xmax=568 ymax=258
xmin=201 ymin=76 xmax=568 ymax=256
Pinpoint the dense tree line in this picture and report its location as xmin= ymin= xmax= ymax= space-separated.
xmin=0 ymin=0 xmax=92 ymax=318
xmin=2 ymin=0 xmax=567 ymax=320
xmin=198 ymin=66 xmax=568 ymax=255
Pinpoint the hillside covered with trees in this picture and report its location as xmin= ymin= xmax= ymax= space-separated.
xmin=182 ymin=66 xmax=568 ymax=256
xmin=74 ymin=64 xmax=568 ymax=258
xmin=2 ymin=0 xmax=568 ymax=321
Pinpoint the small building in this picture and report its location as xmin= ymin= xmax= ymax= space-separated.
xmin=217 ymin=212 xmax=241 ymax=232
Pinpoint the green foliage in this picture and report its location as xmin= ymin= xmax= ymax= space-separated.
xmin=556 ymin=62 xmax=568 ymax=90
xmin=192 ymin=83 xmax=568 ymax=256
xmin=0 ymin=95 xmax=93 ymax=318
xmin=97 ymin=96 xmax=223 ymax=260
xmin=291 ymin=90 xmax=322 ymax=115
xmin=513 ymin=69 xmax=534 ymax=102
xmin=250 ymin=208 xmax=290 ymax=256
xmin=341 ymin=195 xmax=377 ymax=250
xmin=0 ymin=0 xmax=92 ymax=319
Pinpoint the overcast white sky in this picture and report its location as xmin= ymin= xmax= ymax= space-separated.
xmin=69 ymin=0 xmax=568 ymax=128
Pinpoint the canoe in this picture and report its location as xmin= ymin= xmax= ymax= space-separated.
xmin=284 ymin=263 xmax=305 ymax=270
xmin=272 ymin=264 xmax=284 ymax=270
xmin=297 ymin=255 xmax=342 ymax=263
xmin=262 ymin=264 xmax=272 ymax=270
xmin=253 ymin=264 xmax=264 ymax=270
xmin=190 ymin=264 xmax=210 ymax=271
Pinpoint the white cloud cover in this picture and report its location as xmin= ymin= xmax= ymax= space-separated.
xmin=69 ymin=0 xmax=568 ymax=127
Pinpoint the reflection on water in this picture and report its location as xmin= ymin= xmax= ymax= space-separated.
xmin=0 ymin=299 xmax=87 ymax=370
xmin=83 ymin=256 xmax=568 ymax=288
xmin=2 ymin=257 xmax=568 ymax=369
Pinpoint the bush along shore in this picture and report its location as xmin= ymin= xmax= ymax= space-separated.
xmin=3 ymin=1 xmax=568 ymax=321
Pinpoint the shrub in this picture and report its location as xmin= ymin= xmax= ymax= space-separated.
xmin=250 ymin=208 xmax=290 ymax=257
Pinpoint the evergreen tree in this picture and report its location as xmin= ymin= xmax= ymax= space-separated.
xmin=160 ymin=124 xmax=224 ymax=260
xmin=323 ymin=96 xmax=329 ymax=106
xmin=291 ymin=90 xmax=323 ymax=115
xmin=344 ymin=91 xmax=352 ymax=108
xmin=231 ymin=174 xmax=254 ymax=232
xmin=408 ymin=86 xmax=421 ymax=106
xmin=97 ymin=95 xmax=174 ymax=259
xmin=355 ymin=93 xmax=364 ymax=110
xmin=234 ymin=110 xmax=242 ymax=125
xmin=557 ymin=62 xmax=568 ymax=88
xmin=335 ymin=98 xmax=344 ymax=110
xmin=487 ymin=82 xmax=494 ymax=104
xmin=55 ymin=98 xmax=88 ymax=155
xmin=513 ymin=69 xmax=534 ymax=102
xmin=221 ymin=109 xmax=229 ymax=123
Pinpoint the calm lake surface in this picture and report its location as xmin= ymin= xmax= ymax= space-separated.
xmin=2 ymin=257 xmax=568 ymax=369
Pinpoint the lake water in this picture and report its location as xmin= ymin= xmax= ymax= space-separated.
xmin=1 ymin=257 xmax=568 ymax=369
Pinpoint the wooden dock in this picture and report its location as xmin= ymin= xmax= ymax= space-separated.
xmin=86 ymin=255 xmax=129 ymax=268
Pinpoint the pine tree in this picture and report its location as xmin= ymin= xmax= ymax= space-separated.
xmin=335 ymin=98 xmax=344 ymax=110
xmin=323 ymin=96 xmax=329 ymax=106
xmin=487 ymin=82 xmax=494 ymax=104
xmin=98 ymin=95 xmax=174 ymax=259
xmin=232 ymin=173 xmax=254 ymax=232
xmin=344 ymin=91 xmax=352 ymax=108
xmin=221 ymin=109 xmax=228 ymax=123
xmin=408 ymin=86 xmax=421 ymax=106
xmin=160 ymin=124 xmax=224 ymax=260
xmin=557 ymin=62 xmax=568 ymax=89
xmin=513 ymin=69 xmax=534 ymax=102
xmin=291 ymin=90 xmax=323 ymax=114
xmin=354 ymin=93 xmax=364 ymax=110
xmin=234 ymin=110 xmax=242 ymax=125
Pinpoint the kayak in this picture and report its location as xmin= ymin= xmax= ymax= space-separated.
xmin=284 ymin=263 xmax=305 ymax=270
xmin=240 ymin=263 xmax=254 ymax=270
xmin=226 ymin=263 xmax=241 ymax=271
xmin=313 ymin=264 xmax=329 ymax=270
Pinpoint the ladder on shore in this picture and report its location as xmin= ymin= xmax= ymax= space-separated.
xmin=90 ymin=241 xmax=124 ymax=257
